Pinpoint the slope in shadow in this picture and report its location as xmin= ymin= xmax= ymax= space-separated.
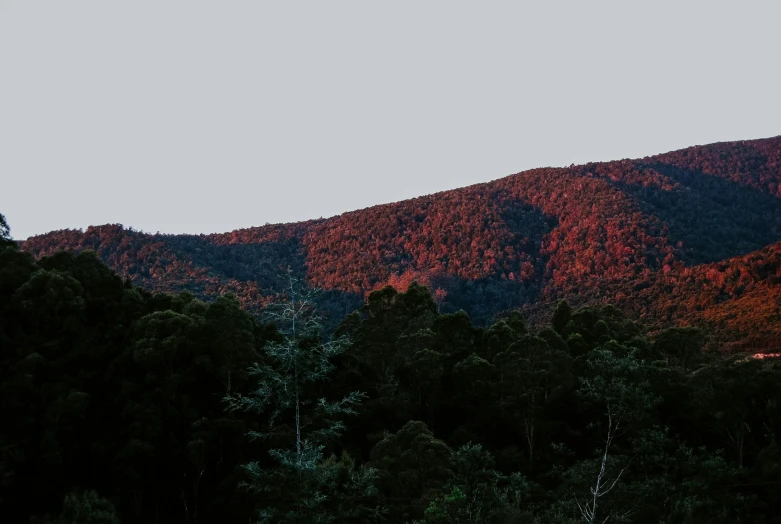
xmin=160 ymin=234 xmax=364 ymax=329
xmin=161 ymin=234 xmax=307 ymax=291
xmin=434 ymin=198 xmax=557 ymax=326
xmin=617 ymin=162 xmax=781 ymax=265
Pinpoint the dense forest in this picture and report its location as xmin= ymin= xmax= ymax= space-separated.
xmin=21 ymin=136 xmax=781 ymax=348
xmin=4 ymin=213 xmax=781 ymax=523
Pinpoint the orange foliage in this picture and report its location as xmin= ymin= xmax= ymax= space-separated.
xmin=20 ymin=136 xmax=781 ymax=344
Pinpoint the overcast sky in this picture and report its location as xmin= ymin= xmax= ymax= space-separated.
xmin=2 ymin=1 xmax=780 ymax=240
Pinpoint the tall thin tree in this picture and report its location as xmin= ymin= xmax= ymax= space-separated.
xmin=224 ymin=268 xmax=369 ymax=522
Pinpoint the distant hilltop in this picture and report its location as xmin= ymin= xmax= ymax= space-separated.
xmin=22 ymin=136 xmax=781 ymax=347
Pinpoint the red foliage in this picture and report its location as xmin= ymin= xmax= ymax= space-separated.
xmin=20 ymin=136 xmax=781 ymax=344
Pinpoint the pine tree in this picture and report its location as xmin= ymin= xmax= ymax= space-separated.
xmin=224 ymin=269 xmax=373 ymax=523
xmin=0 ymin=212 xmax=15 ymax=248
xmin=0 ymin=213 xmax=10 ymax=239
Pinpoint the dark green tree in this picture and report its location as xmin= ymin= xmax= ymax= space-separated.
xmin=561 ymin=347 xmax=660 ymax=523
xmin=0 ymin=212 xmax=12 ymax=246
xmin=690 ymin=355 xmax=781 ymax=469
xmin=225 ymin=269 xmax=371 ymax=523
xmin=653 ymin=327 xmax=705 ymax=372
xmin=552 ymin=299 xmax=572 ymax=335
xmin=493 ymin=334 xmax=573 ymax=472
xmin=423 ymin=444 xmax=535 ymax=524
xmin=55 ymin=490 xmax=120 ymax=524
xmin=369 ymin=421 xmax=452 ymax=522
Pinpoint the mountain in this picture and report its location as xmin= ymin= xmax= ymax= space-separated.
xmin=21 ymin=136 xmax=781 ymax=348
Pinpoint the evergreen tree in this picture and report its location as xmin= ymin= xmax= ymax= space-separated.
xmin=492 ymin=334 xmax=573 ymax=472
xmin=368 ymin=421 xmax=452 ymax=522
xmin=55 ymin=490 xmax=120 ymax=524
xmin=423 ymin=443 xmax=535 ymax=524
xmin=552 ymin=299 xmax=572 ymax=335
xmin=0 ymin=212 xmax=11 ymax=245
xmin=224 ymin=269 xmax=371 ymax=523
xmin=563 ymin=347 xmax=660 ymax=523
xmin=653 ymin=327 xmax=705 ymax=373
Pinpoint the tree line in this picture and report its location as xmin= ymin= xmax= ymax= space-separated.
xmin=21 ymin=136 xmax=781 ymax=345
xmin=3 ymin=212 xmax=781 ymax=523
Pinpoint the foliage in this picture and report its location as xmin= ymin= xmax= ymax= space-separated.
xmin=5 ymin=211 xmax=781 ymax=523
xmin=422 ymin=444 xmax=535 ymax=524
xmin=0 ymin=212 xmax=12 ymax=245
xmin=224 ymin=269 xmax=372 ymax=522
xmin=55 ymin=490 xmax=120 ymax=524
xmin=18 ymin=136 xmax=781 ymax=343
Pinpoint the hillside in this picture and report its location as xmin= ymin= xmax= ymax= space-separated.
xmin=21 ymin=136 xmax=781 ymax=346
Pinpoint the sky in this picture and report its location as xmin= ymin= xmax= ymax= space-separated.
xmin=2 ymin=1 xmax=780 ymax=240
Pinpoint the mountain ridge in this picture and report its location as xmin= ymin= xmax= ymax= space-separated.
xmin=22 ymin=135 xmax=781 ymax=347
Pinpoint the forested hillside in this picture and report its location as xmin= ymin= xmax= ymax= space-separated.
xmin=21 ymin=136 xmax=781 ymax=346
xmin=3 ymin=223 xmax=781 ymax=523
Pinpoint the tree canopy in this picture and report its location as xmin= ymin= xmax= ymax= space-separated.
xmin=3 ymin=212 xmax=781 ymax=523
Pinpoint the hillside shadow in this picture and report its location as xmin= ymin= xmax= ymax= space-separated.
xmin=499 ymin=196 xmax=558 ymax=278
xmin=160 ymin=234 xmax=364 ymax=329
xmin=429 ymin=199 xmax=558 ymax=326
xmin=162 ymin=234 xmax=308 ymax=290
xmin=614 ymin=162 xmax=781 ymax=265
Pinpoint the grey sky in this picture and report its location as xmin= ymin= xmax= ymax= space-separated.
xmin=2 ymin=1 xmax=779 ymax=240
